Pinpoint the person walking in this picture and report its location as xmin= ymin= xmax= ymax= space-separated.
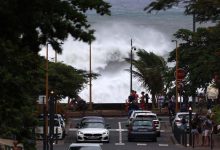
xmin=203 ymin=115 xmax=213 ymax=146
xmin=191 ymin=113 xmax=200 ymax=146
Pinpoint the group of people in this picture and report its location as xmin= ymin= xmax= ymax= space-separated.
xmin=181 ymin=113 xmax=214 ymax=146
xmin=127 ymin=90 xmax=149 ymax=111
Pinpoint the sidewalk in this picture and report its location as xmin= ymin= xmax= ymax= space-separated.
xmin=190 ymin=134 xmax=220 ymax=150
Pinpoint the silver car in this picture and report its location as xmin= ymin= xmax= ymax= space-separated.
xmin=172 ymin=112 xmax=196 ymax=131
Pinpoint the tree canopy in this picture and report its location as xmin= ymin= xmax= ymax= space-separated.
xmin=130 ymin=49 xmax=167 ymax=107
xmin=144 ymin=0 xmax=220 ymax=23
xmin=0 ymin=1 xmax=111 ymax=149
xmin=0 ymin=0 xmax=111 ymax=53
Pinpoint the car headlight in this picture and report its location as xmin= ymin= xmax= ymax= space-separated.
xmin=77 ymin=131 xmax=84 ymax=135
xmin=103 ymin=131 xmax=109 ymax=135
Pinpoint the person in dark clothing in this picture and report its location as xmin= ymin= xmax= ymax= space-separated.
xmin=128 ymin=91 xmax=135 ymax=103
xmin=145 ymin=93 xmax=149 ymax=109
xmin=191 ymin=114 xmax=200 ymax=145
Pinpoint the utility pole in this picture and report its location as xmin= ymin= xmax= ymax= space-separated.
xmin=130 ymin=39 xmax=133 ymax=93
xmin=88 ymin=42 xmax=93 ymax=110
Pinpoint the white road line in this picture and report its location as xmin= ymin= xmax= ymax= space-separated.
xmin=115 ymin=143 xmax=125 ymax=145
xmin=137 ymin=143 xmax=147 ymax=146
xmin=117 ymin=122 xmax=124 ymax=145
xmin=158 ymin=144 xmax=169 ymax=147
xmin=69 ymin=128 xmax=77 ymax=131
xmin=160 ymin=130 xmax=165 ymax=132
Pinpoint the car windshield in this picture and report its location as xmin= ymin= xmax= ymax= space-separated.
xmin=81 ymin=122 xmax=105 ymax=128
xmin=136 ymin=115 xmax=157 ymax=120
xmin=82 ymin=119 xmax=104 ymax=123
xmin=133 ymin=120 xmax=152 ymax=126
xmin=69 ymin=146 xmax=101 ymax=150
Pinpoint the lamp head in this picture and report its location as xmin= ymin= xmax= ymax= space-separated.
xmin=132 ymin=46 xmax=136 ymax=50
xmin=188 ymin=106 xmax=192 ymax=111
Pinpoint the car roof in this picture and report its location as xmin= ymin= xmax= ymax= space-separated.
xmin=82 ymin=116 xmax=104 ymax=119
xmin=176 ymin=112 xmax=196 ymax=115
xmin=135 ymin=112 xmax=157 ymax=116
xmin=69 ymin=143 xmax=101 ymax=147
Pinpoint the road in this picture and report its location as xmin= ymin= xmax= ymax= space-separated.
xmin=37 ymin=116 xmax=188 ymax=150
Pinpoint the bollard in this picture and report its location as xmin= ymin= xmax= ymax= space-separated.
xmin=55 ymin=127 xmax=58 ymax=144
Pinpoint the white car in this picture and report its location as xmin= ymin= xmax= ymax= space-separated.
xmin=76 ymin=121 xmax=110 ymax=143
xmin=133 ymin=112 xmax=161 ymax=137
xmin=68 ymin=143 xmax=102 ymax=150
xmin=171 ymin=112 xmax=196 ymax=131
xmin=128 ymin=110 xmax=152 ymax=124
xmin=35 ymin=118 xmax=65 ymax=140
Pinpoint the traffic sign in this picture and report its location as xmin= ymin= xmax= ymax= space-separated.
xmin=175 ymin=68 xmax=186 ymax=80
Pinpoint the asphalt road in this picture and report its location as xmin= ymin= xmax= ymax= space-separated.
xmin=36 ymin=116 xmax=189 ymax=150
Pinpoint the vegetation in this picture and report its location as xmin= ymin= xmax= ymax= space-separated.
xmin=130 ymin=50 xmax=168 ymax=108
xmin=145 ymin=0 xmax=220 ymax=123
xmin=0 ymin=0 xmax=111 ymax=149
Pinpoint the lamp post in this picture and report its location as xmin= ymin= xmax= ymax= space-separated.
xmin=44 ymin=43 xmax=49 ymax=150
xmin=88 ymin=42 xmax=93 ymax=110
xmin=49 ymin=91 xmax=55 ymax=150
xmin=130 ymin=39 xmax=136 ymax=93
xmin=172 ymin=40 xmax=179 ymax=113
xmin=189 ymin=106 xmax=192 ymax=146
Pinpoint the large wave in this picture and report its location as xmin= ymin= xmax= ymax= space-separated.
xmin=58 ymin=20 xmax=173 ymax=103
xmin=40 ymin=0 xmax=198 ymax=103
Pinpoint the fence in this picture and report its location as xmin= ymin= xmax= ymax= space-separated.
xmin=173 ymin=125 xmax=214 ymax=149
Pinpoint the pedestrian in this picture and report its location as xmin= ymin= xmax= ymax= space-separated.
xmin=140 ymin=91 xmax=145 ymax=110
xmin=191 ymin=113 xmax=200 ymax=145
xmin=203 ymin=115 xmax=213 ymax=146
xmin=158 ymin=93 xmax=164 ymax=112
xmin=180 ymin=116 xmax=187 ymax=131
xmin=145 ymin=93 xmax=149 ymax=109
xmin=128 ymin=90 xmax=135 ymax=103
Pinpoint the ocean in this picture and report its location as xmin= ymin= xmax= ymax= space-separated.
xmin=43 ymin=0 xmax=210 ymax=103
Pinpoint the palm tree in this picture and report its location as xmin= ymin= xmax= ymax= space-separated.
xmin=131 ymin=49 xmax=167 ymax=108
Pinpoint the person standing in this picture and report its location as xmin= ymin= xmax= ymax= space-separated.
xmin=203 ymin=115 xmax=213 ymax=146
xmin=191 ymin=114 xmax=200 ymax=145
xmin=140 ymin=91 xmax=146 ymax=110
xmin=145 ymin=93 xmax=149 ymax=109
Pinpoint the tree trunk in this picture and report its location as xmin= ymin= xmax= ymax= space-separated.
xmin=151 ymin=92 xmax=156 ymax=109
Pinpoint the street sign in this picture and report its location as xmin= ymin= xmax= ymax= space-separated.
xmin=175 ymin=68 xmax=186 ymax=80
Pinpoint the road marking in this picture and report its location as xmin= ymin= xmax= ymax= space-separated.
xmin=69 ymin=128 xmax=77 ymax=131
xmin=117 ymin=122 xmax=125 ymax=145
xmin=158 ymin=144 xmax=168 ymax=147
xmin=115 ymin=143 xmax=125 ymax=145
xmin=137 ymin=143 xmax=147 ymax=146
xmin=160 ymin=130 xmax=165 ymax=132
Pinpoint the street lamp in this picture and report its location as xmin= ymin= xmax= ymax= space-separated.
xmin=130 ymin=39 xmax=136 ymax=93
xmin=88 ymin=41 xmax=93 ymax=110
xmin=172 ymin=39 xmax=179 ymax=113
xmin=189 ymin=106 xmax=192 ymax=146
xmin=44 ymin=43 xmax=49 ymax=150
